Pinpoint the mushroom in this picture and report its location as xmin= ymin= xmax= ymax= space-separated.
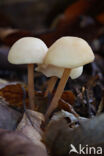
xmin=70 ymin=66 xmax=83 ymax=79
xmin=36 ymin=64 xmax=62 ymax=97
xmin=43 ymin=36 xmax=95 ymax=119
xmin=8 ymin=37 xmax=48 ymax=110
xmin=36 ymin=64 xmax=83 ymax=97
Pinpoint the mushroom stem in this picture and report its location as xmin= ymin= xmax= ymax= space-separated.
xmin=28 ymin=64 xmax=35 ymax=110
xmin=45 ymin=68 xmax=71 ymax=119
xmin=44 ymin=76 xmax=58 ymax=97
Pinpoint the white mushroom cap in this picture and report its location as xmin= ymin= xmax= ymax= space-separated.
xmin=70 ymin=66 xmax=83 ymax=79
xmin=8 ymin=37 xmax=48 ymax=64
xmin=44 ymin=37 xmax=94 ymax=68
xmin=36 ymin=64 xmax=83 ymax=79
xmin=36 ymin=65 xmax=63 ymax=78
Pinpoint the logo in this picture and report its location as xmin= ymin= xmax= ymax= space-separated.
xmin=69 ymin=144 xmax=102 ymax=155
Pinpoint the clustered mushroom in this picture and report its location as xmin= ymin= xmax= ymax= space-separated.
xmin=8 ymin=36 xmax=94 ymax=120
xmin=36 ymin=64 xmax=83 ymax=97
xmin=43 ymin=37 xmax=94 ymax=119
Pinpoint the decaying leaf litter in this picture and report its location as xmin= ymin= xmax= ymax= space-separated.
xmin=0 ymin=0 xmax=104 ymax=156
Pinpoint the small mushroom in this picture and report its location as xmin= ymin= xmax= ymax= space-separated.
xmin=8 ymin=37 xmax=48 ymax=110
xmin=36 ymin=64 xmax=83 ymax=97
xmin=70 ymin=66 xmax=83 ymax=79
xmin=36 ymin=64 xmax=62 ymax=97
xmin=43 ymin=36 xmax=95 ymax=119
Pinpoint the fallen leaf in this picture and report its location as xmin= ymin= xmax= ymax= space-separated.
xmin=0 ymin=82 xmax=48 ymax=113
xmin=0 ymin=102 xmax=22 ymax=130
xmin=61 ymin=90 xmax=75 ymax=105
xmin=44 ymin=113 xmax=104 ymax=156
xmin=0 ymin=82 xmax=27 ymax=108
xmin=0 ymin=129 xmax=48 ymax=156
xmin=51 ymin=110 xmax=87 ymax=124
xmin=17 ymin=110 xmax=48 ymax=156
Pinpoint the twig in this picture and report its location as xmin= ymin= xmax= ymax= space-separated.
xmin=97 ymin=90 xmax=104 ymax=114
xmin=84 ymin=87 xmax=93 ymax=118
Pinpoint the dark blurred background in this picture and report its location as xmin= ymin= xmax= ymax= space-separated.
xmin=0 ymin=0 xmax=76 ymax=32
xmin=0 ymin=0 xmax=104 ymax=87
xmin=0 ymin=0 xmax=104 ymax=49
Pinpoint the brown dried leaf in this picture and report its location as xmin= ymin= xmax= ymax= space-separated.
xmin=17 ymin=110 xmax=44 ymax=136
xmin=61 ymin=90 xmax=75 ymax=105
xmin=59 ymin=99 xmax=79 ymax=117
xmin=0 ymin=129 xmax=48 ymax=156
xmin=0 ymin=82 xmax=49 ymax=115
xmin=0 ymin=82 xmax=76 ymax=116
xmin=0 ymin=82 xmax=27 ymax=108
xmin=17 ymin=110 xmax=48 ymax=156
